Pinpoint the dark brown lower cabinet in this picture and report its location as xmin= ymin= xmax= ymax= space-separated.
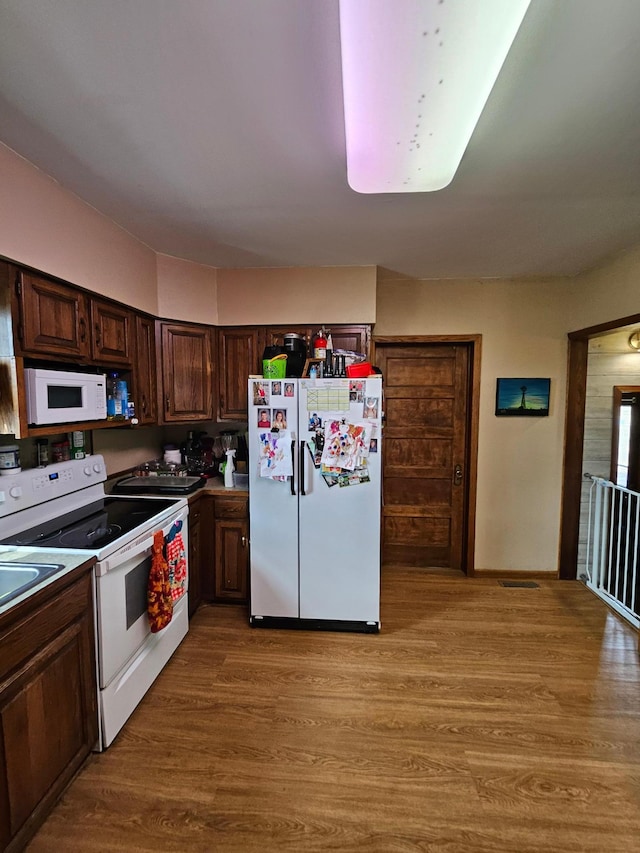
xmin=188 ymin=495 xmax=204 ymax=618
xmin=0 ymin=562 xmax=98 ymax=853
xmin=192 ymin=493 xmax=249 ymax=607
xmin=214 ymin=495 xmax=249 ymax=603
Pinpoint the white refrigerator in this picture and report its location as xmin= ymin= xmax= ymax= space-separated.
xmin=248 ymin=376 xmax=382 ymax=632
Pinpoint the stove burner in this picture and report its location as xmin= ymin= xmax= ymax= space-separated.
xmin=12 ymin=528 xmax=64 ymax=545
xmin=59 ymin=523 xmax=123 ymax=549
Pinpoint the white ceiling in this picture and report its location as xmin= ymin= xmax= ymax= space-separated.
xmin=1 ymin=0 xmax=640 ymax=280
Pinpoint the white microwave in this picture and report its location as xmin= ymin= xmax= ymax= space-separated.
xmin=24 ymin=368 xmax=107 ymax=425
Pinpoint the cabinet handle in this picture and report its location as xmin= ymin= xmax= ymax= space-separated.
xmin=79 ymin=317 xmax=87 ymax=343
xmin=95 ymin=323 xmax=101 ymax=346
xmin=165 ymin=395 xmax=170 ymax=412
xmin=454 ymin=464 xmax=463 ymax=486
xmin=141 ymin=394 xmax=147 ymax=416
xmin=241 ymin=535 xmax=247 ymax=548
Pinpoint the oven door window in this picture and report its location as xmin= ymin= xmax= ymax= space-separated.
xmin=97 ymin=548 xmax=156 ymax=688
xmin=125 ymin=556 xmax=152 ymax=630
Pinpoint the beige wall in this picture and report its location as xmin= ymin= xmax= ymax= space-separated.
xmin=0 ymin=142 xmax=157 ymax=314
xmin=565 ymin=243 xmax=640 ymax=331
xmin=6 ymin=140 xmax=640 ymax=576
xmin=376 ymin=273 xmax=573 ymax=573
xmin=156 ymin=254 xmax=218 ymax=324
xmin=216 ymin=266 xmax=376 ymax=326
xmin=92 ymin=427 xmax=167 ymax=478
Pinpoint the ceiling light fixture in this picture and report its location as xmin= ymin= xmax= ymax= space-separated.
xmin=338 ymin=0 xmax=532 ymax=194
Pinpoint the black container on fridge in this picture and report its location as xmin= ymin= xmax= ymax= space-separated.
xmin=282 ymin=333 xmax=307 ymax=377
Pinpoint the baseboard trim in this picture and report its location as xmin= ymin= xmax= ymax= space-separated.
xmin=470 ymin=568 xmax=558 ymax=580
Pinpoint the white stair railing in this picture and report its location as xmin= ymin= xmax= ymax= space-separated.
xmin=584 ymin=474 xmax=639 ymax=628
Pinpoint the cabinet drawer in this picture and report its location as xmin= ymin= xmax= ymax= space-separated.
xmin=0 ymin=570 xmax=93 ymax=682
xmin=214 ymin=496 xmax=247 ymax=518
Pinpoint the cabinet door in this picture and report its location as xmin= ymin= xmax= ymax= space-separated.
xmin=329 ymin=325 xmax=371 ymax=358
xmin=133 ymin=314 xmax=157 ymax=424
xmin=198 ymin=497 xmax=216 ymax=602
xmin=265 ymin=326 xmax=312 ymax=352
xmin=264 ymin=326 xmax=371 ymax=359
xmin=218 ymin=327 xmax=261 ymax=420
xmin=0 ymin=569 xmax=97 ymax=852
xmin=188 ymin=499 xmax=202 ymax=618
xmin=159 ymin=322 xmax=214 ymax=423
xmin=214 ymin=517 xmax=249 ymax=602
xmin=16 ymin=271 xmax=90 ymax=358
xmin=90 ymin=298 xmax=133 ymax=365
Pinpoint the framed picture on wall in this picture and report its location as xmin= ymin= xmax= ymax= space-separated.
xmin=495 ymin=378 xmax=550 ymax=416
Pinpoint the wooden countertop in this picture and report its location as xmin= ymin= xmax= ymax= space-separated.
xmin=187 ymin=478 xmax=249 ymax=502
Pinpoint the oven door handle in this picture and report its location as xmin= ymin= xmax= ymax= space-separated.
xmin=95 ymin=507 xmax=189 ymax=576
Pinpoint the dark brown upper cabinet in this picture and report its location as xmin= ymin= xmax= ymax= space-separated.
xmin=327 ymin=325 xmax=371 ymax=358
xmin=265 ymin=325 xmax=371 ymax=360
xmin=133 ymin=314 xmax=158 ymax=424
xmin=217 ymin=327 xmax=262 ymax=420
xmin=157 ymin=321 xmax=214 ymax=423
xmin=15 ymin=270 xmax=134 ymax=367
xmin=15 ymin=270 xmax=91 ymax=359
xmin=89 ymin=298 xmax=133 ymax=365
xmin=266 ymin=325 xmax=313 ymax=352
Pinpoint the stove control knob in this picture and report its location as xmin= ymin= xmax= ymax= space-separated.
xmin=84 ymin=465 xmax=92 ymax=476
xmin=93 ymin=463 xmax=102 ymax=474
xmin=9 ymin=486 xmax=22 ymax=499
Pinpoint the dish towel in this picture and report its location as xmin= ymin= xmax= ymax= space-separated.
xmin=166 ymin=519 xmax=187 ymax=601
xmin=148 ymin=530 xmax=173 ymax=633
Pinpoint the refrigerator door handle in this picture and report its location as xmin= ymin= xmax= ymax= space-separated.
xmin=300 ymin=440 xmax=306 ymax=496
xmin=290 ymin=440 xmax=296 ymax=495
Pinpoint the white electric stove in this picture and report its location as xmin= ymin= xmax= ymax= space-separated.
xmin=0 ymin=456 xmax=189 ymax=749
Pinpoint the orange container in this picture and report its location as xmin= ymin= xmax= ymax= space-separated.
xmin=346 ymin=362 xmax=373 ymax=378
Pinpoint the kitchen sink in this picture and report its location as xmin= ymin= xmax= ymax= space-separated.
xmin=0 ymin=562 xmax=65 ymax=605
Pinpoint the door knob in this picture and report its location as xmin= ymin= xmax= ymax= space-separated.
xmin=454 ymin=464 xmax=463 ymax=486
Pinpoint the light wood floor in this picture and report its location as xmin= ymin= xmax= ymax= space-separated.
xmin=27 ymin=570 xmax=640 ymax=853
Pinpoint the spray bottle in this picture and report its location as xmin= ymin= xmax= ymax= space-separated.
xmin=224 ymin=448 xmax=236 ymax=488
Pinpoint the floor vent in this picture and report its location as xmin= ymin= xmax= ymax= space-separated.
xmin=498 ymin=580 xmax=540 ymax=588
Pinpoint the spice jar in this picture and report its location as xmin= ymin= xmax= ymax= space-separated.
xmin=36 ymin=438 xmax=49 ymax=467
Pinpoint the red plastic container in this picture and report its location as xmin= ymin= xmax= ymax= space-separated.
xmin=346 ymin=362 xmax=373 ymax=378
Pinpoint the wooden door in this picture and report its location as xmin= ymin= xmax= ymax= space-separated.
xmin=376 ymin=342 xmax=471 ymax=570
